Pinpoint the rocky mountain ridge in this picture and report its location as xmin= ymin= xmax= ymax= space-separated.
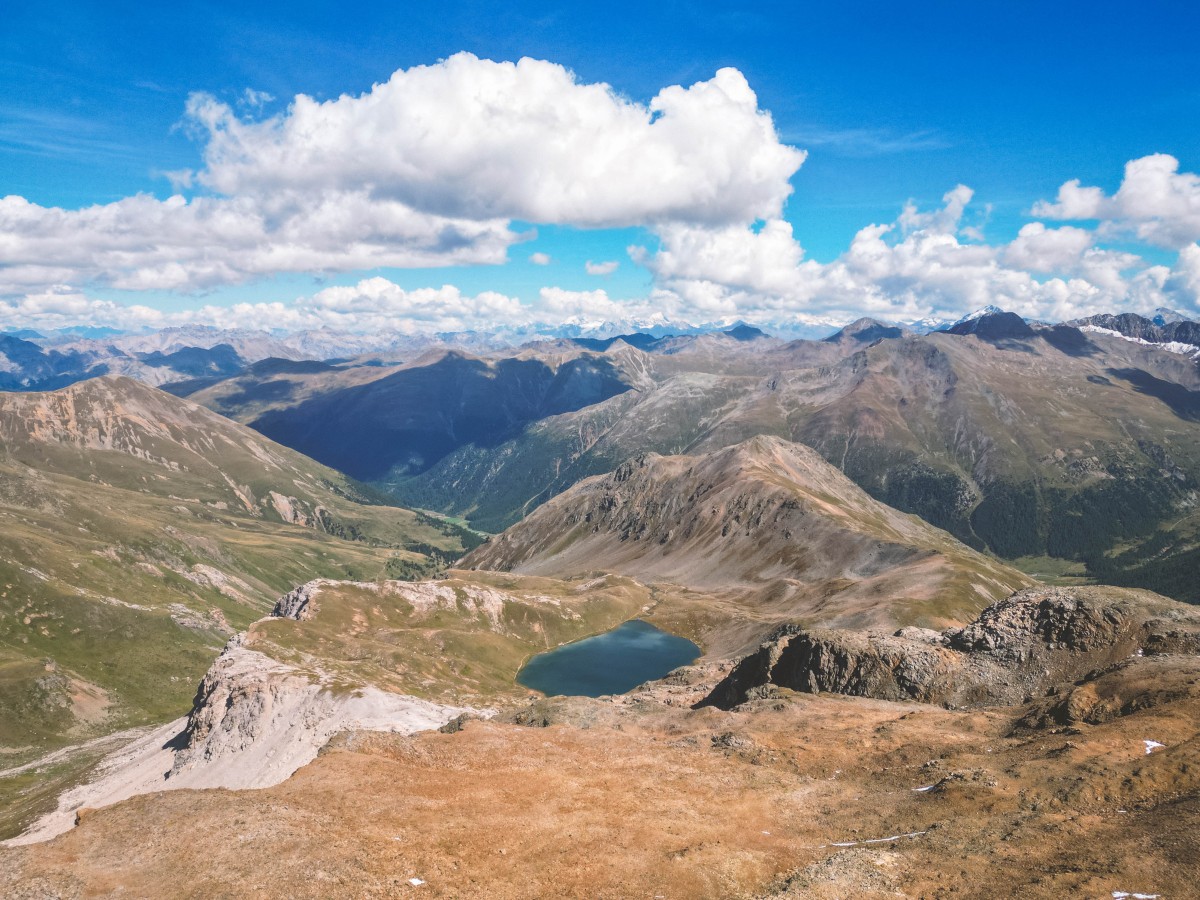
xmin=465 ymin=436 xmax=1031 ymax=649
xmin=387 ymin=315 xmax=1200 ymax=602
xmin=707 ymin=585 xmax=1200 ymax=709
xmin=1070 ymin=311 xmax=1200 ymax=353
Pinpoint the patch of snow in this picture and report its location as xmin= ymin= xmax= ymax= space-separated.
xmin=1143 ymin=740 xmax=1165 ymax=755
xmin=1080 ymin=325 xmax=1200 ymax=357
xmin=409 ymin=878 xmax=426 ymax=887
xmin=954 ymin=305 xmax=1007 ymax=325
xmin=1113 ymin=892 xmax=1160 ymax=899
xmin=913 ymin=785 xmax=936 ymax=792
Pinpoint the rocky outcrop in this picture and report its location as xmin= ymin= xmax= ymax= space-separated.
xmin=9 ymin=601 xmax=476 ymax=846
xmin=168 ymin=639 xmax=470 ymax=789
xmin=271 ymin=579 xmax=326 ymax=620
xmin=705 ymin=586 xmax=1200 ymax=709
xmin=705 ymin=625 xmax=968 ymax=708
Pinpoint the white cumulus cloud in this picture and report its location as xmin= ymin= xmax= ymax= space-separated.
xmin=0 ymin=192 xmax=515 ymax=296
xmin=1033 ymin=154 xmax=1200 ymax=249
xmin=190 ymin=54 xmax=803 ymax=228
xmin=585 ymin=260 xmax=619 ymax=276
xmin=639 ymin=185 xmax=1198 ymax=324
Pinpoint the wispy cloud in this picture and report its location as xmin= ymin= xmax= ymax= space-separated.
xmin=0 ymin=106 xmax=140 ymax=161
xmin=783 ymin=125 xmax=950 ymax=157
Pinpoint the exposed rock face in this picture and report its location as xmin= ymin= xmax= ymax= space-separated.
xmin=706 ymin=586 xmax=1200 ymax=709
xmin=1071 ymin=311 xmax=1200 ymax=349
xmin=8 ymin=596 xmax=475 ymax=846
xmin=271 ymin=580 xmax=324 ymax=620
xmin=168 ymin=639 xmax=470 ymax=789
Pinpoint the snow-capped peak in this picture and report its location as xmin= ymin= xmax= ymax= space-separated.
xmin=953 ymin=305 xmax=1007 ymax=325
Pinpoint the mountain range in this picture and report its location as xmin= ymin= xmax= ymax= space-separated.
xmin=143 ymin=308 xmax=1200 ymax=602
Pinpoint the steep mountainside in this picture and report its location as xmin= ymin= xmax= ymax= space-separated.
xmin=244 ymin=349 xmax=641 ymax=481
xmin=403 ymin=318 xmax=1200 ymax=600
xmin=0 ymin=377 xmax=475 ymax=773
xmin=166 ymin=356 xmax=379 ymax=420
xmin=465 ymin=436 xmax=1030 ymax=647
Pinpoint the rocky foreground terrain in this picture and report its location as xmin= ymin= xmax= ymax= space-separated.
xmin=1 ymin=583 xmax=1198 ymax=898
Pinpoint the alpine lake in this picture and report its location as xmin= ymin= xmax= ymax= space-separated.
xmin=516 ymin=619 xmax=701 ymax=697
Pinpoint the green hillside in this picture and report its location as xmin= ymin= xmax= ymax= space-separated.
xmin=0 ymin=376 xmax=478 ymax=762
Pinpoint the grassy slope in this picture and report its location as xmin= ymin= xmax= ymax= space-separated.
xmin=0 ymin=377 xmax=476 ymax=763
xmin=245 ymin=572 xmax=657 ymax=706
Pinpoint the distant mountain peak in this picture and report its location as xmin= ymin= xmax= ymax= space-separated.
xmin=823 ymin=317 xmax=906 ymax=344
xmin=953 ymin=305 xmax=1008 ymax=325
xmin=1153 ymin=307 xmax=1193 ymax=326
xmin=946 ymin=307 xmax=1033 ymax=339
xmin=722 ymin=323 xmax=770 ymax=341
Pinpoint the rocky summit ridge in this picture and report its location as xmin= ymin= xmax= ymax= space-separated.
xmin=465 ymin=435 xmax=1031 ymax=647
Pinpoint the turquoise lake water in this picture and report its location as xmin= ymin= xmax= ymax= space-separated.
xmin=516 ymin=619 xmax=701 ymax=697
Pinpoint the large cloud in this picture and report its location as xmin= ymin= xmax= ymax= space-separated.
xmin=0 ymin=54 xmax=802 ymax=297
xmin=1033 ymin=154 xmax=1200 ymax=249
xmin=5 ymin=63 xmax=1200 ymax=331
xmin=190 ymin=54 xmax=804 ymax=227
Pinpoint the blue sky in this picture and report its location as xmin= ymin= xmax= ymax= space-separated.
xmin=2 ymin=1 xmax=1199 ymax=332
